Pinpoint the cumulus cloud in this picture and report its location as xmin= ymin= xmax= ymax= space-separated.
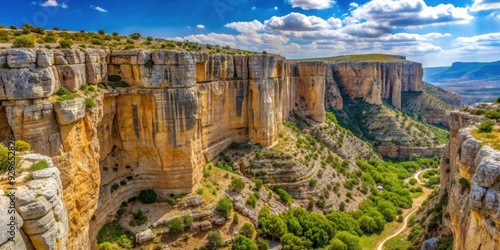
xmin=225 ymin=20 xmax=265 ymax=33
xmin=288 ymin=0 xmax=335 ymax=10
xmin=40 ymin=0 xmax=67 ymax=8
xmin=197 ymin=24 xmax=205 ymax=29
xmin=264 ymin=13 xmax=336 ymax=31
xmin=471 ymin=0 xmax=500 ymax=11
xmin=350 ymin=0 xmax=473 ymax=29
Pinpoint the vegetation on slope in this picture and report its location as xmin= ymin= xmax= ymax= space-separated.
xmin=0 ymin=23 xmax=258 ymax=54
xmin=423 ymin=82 xmax=463 ymax=108
xmin=333 ymin=98 xmax=449 ymax=148
xmin=401 ymin=91 xmax=453 ymax=123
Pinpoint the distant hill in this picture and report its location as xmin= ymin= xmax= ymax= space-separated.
xmin=424 ymin=61 xmax=500 ymax=104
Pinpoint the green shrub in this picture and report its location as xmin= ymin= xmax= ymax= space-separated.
xmin=458 ymin=177 xmax=470 ymax=191
xmin=183 ymin=215 xmax=194 ymax=227
xmin=85 ymin=98 xmax=96 ymax=108
xmin=409 ymin=178 xmax=417 ymax=185
xmin=144 ymin=60 xmax=154 ymax=69
xmin=59 ymin=39 xmax=73 ymax=48
xmin=168 ymin=217 xmax=185 ymax=236
xmin=256 ymin=238 xmax=269 ymax=250
xmin=240 ymin=222 xmax=254 ymax=238
xmin=207 ymin=231 xmax=223 ymax=249
xmin=15 ymin=140 xmax=30 ymax=151
xmin=274 ymin=187 xmax=293 ymax=205
xmin=56 ymin=87 xmax=76 ymax=102
xmin=309 ymin=179 xmax=317 ymax=187
xmin=478 ymin=120 xmax=495 ymax=133
xmin=97 ymin=220 xmax=134 ymax=248
xmin=233 ymin=212 xmax=239 ymax=224
xmin=130 ymin=33 xmax=141 ymax=39
xmin=232 ymin=235 xmax=257 ymax=250
xmin=139 ymin=189 xmax=157 ymax=203
xmin=12 ymin=35 xmax=35 ymax=48
xmin=30 ymin=160 xmax=49 ymax=172
xmin=254 ymin=178 xmax=263 ymax=190
xmin=229 ymin=178 xmax=246 ymax=193
xmin=216 ymin=197 xmax=233 ymax=218
xmin=129 ymin=209 xmax=147 ymax=226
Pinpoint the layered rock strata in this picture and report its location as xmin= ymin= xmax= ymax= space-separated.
xmin=0 ymin=49 xmax=328 ymax=249
xmin=439 ymin=111 xmax=500 ymax=249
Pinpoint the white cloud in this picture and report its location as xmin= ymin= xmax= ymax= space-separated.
xmin=94 ymin=6 xmax=108 ymax=12
xmin=349 ymin=0 xmax=473 ymax=29
xmin=197 ymin=24 xmax=205 ymax=29
xmin=225 ymin=20 xmax=265 ymax=33
xmin=471 ymin=0 xmax=500 ymax=11
xmin=274 ymin=6 xmax=278 ymax=10
xmin=264 ymin=12 xmax=334 ymax=31
xmin=41 ymin=0 xmax=67 ymax=8
xmin=288 ymin=0 xmax=335 ymax=10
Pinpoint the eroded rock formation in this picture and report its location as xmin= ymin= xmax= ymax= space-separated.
xmin=439 ymin=111 xmax=500 ymax=249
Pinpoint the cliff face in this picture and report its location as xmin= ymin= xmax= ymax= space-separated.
xmin=439 ymin=111 xmax=500 ymax=249
xmin=329 ymin=61 xmax=423 ymax=109
xmin=0 ymin=48 xmax=328 ymax=249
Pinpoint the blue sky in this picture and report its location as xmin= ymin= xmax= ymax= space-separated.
xmin=2 ymin=0 xmax=500 ymax=67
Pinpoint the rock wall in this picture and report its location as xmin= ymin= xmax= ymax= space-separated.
xmin=0 ymin=49 xmax=327 ymax=249
xmin=440 ymin=111 xmax=500 ymax=249
xmin=329 ymin=61 xmax=423 ymax=109
xmin=0 ymin=154 xmax=68 ymax=250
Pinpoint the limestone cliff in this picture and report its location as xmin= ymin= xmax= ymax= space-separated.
xmin=0 ymin=48 xmax=327 ymax=249
xmin=437 ymin=111 xmax=500 ymax=249
xmin=329 ymin=61 xmax=423 ymax=109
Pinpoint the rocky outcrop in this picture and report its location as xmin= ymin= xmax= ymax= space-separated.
xmin=0 ymin=154 xmax=68 ymax=250
xmin=329 ymin=61 xmax=423 ymax=109
xmin=439 ymin=111 xmax=500 ymax=249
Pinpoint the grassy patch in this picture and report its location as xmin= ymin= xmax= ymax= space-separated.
xmin=359 ymin=221 xmax=400 ymax=250
xmin=97 ymin=220 xmax=134 ymax=249
xmin=30 ymin=160 xmax=49 ymax=171
xmin=471 ymin=128 xmax=500 ymax=150
xmin=384 ymin=234 xmax=412 ymax=250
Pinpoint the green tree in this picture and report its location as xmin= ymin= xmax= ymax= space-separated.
xmin=168 ymin=217 xmax=184 ymax=236
xmin=207 ymin=231 xmax=223 ymax=249
xmin=229 ymin=178 xmax=246 ymax=193
xmin=358 ymin=215 xmax=377 ymax=234
xmin=256 ymin=238 xmax=269 ymax=250
xmin=280 ymin=233 xmax=308 ymax=250
xmin=259 ymin=214 xmax=287 ymax=240
xmin=12 ymin=35 xmax=35 ymax=48
xmin=98 ymin=29 xmax=105 ymax=35
xmin=139 ymin=189 xmax=157 ymax=203
xmin=240 ymin=223 xmax=255 ymax=238
xmin=216 ymin=197 xmax=233 ymax=219
xmin=232 ymin=235 xmax=257 ymax=250
xmin=334 ymin=231 xmax=361 ymax=250
xmin=328 ymin=239 xmax=348 ymax=250
xmin=130 ymin=33 xmax=141 ymax=39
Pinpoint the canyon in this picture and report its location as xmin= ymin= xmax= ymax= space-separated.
xmin=0 ymin=48 xmax=434 ymax=249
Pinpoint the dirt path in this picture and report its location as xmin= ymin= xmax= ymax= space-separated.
xmin=376 ymin=169 xmax=432 ymax=250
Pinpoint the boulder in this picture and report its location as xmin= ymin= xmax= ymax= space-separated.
xmin=2 ymin=67 xmax=57 ymax=100
xmin=135 ymin=229 xmax=154 ymax=244
xmin=7 ymin=49 xmax=36 ymax=68
xmin=421 ymin=238 xmax=439 ymax=250
xmin=53 ymin=98 xmax=86 ymax=125
xmin=36 ymin=49 xmax=54 ymax=68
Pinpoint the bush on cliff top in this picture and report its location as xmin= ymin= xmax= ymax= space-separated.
xmin=478 ymin=120 xmax=495 ymax=133
xmin=12 ymin=35 xmax=35 ymax=48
